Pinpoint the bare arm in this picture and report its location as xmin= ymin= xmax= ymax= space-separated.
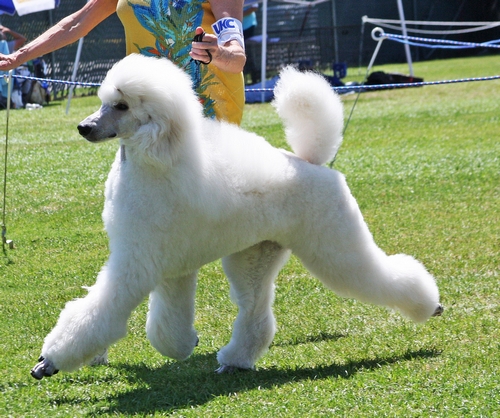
xmin=0 ymin=0 xmax=117 ymax=71
xmin=210 ymin=0 xmax=244 ymax=21
xmin=190 ymin=0 xmax=246 ymax=74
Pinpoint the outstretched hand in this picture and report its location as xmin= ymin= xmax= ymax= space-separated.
xmin=0 ymin=53 xmax=18 ymax=72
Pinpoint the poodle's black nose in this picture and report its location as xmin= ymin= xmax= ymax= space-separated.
xmin=77 ymin=124 xmax=93 ymax=137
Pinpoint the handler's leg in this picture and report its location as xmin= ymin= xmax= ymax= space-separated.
xmin=146 ymin=272 xmax=199 ymax=360
xmin=217 ymin=241 xmax=291 ymax=373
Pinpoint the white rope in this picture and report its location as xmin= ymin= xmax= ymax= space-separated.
xmin=362 ymin=16 xmax=500 ymax=35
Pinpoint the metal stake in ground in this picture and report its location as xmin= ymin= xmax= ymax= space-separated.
xmin=2 ymin=70 xmax=14 ymax=251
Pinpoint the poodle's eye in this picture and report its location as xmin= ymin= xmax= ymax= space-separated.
xmin=114 ymin=102 xmax=129 ymax=111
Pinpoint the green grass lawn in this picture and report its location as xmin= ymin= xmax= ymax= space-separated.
xmin=0 ymin=54 xmax=498 ymax=417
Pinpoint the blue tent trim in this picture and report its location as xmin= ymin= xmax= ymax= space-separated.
xmin=0 ymin=0 xmax=60 ymax=15
xmin=0 ymin=0 xmax=16 ymax=15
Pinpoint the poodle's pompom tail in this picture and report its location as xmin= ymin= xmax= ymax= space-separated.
xmin=273 ymin=66 xmax=344 ymax=165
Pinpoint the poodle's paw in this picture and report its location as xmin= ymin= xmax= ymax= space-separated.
xmin=432 ymin=304 xmax=444 ymax=317
xmin=88 ymin=349 xmax=109 ymax=366
xmin=31 ymin=356 xmax=59 ymax=380
xmin=215 ymin=364 xmax=254 ymax=374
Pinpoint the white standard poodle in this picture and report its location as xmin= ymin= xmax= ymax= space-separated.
xmin=31 ymin=54 xmax=442 ymax=379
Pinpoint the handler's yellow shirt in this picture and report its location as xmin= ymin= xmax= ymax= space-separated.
xmin=116 ymin=0 xmax=244 ymax=125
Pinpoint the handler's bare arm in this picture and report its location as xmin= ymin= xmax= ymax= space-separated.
xmin=0 ymin=0 xmax=117 ymax=71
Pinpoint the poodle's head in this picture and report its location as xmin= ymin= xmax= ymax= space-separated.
xmin=78 ymin=54 xmax=203 ymax=167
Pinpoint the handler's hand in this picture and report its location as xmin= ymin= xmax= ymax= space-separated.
xmin=0 ymin=53 xmax=19 ymax=71
xmin=189 ymin=26 xmax=245 ymax=74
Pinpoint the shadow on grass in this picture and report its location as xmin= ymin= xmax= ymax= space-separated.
xmin=78 ymin=345 xmax=442 ymax=415
xmin=273 ymin=331 xmax=347 ymax=347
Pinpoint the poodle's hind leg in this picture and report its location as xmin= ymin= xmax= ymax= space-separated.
xmin=146 ymin=272 xmax=199 ymax=361
xmin=292 ymin=183 xmax=441 ymax=323
xmin=281 ymin=169 xmax=443 ymax=324
xmin=217 ymin=241 xmax=291 ymax=373
xmin=32 ymin=258 xmax=159 ymax=379
xmin=300 ymin=249 xmax=441 ymax=323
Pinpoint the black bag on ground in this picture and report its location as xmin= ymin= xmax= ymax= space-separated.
xmin=365 ymin=71 xmax=423 ymax=88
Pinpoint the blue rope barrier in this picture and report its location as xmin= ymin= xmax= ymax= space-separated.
xmin=245 ymin=75 xmax=500 ymax=94
xmin=1 ymin=73 xmax=101 ymax=88
xmin=376 ymin=30 xmax=500 ymax=50
xmin=4 ymin=67 xmax=500 ymax=94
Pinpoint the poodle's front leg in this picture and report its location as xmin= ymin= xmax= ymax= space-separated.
xmin=217 ymin=241 xmax=291 ymax=373
xmin=146 ymin=272 xmax=199 ymax=360
xmin=31 ymin=261 xmax=157 ymax=380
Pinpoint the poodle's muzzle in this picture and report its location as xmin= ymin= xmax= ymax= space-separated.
xmin=78 ymin=104 xmax=123 ymax=142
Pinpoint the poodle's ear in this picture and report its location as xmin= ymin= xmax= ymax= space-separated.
xmin=136 ymin=111 xmax=186 ymax=169
xmin=129 ymin=78 xmax=202 ymax=169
